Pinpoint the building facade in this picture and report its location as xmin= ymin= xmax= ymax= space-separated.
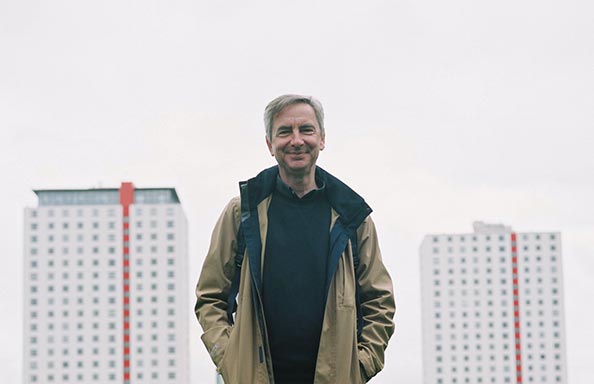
xmin=23 ymin=183 xmax=189 ymax=383
xmin=420 ymin=222 xmax=567 ymax=384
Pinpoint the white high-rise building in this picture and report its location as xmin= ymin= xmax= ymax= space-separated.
xmin=420 ymin=222 xmax=567 ymax=384
xmin=23 ymin=183 xmax=189 ymax=384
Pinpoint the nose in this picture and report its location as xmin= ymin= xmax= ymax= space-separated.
xmin=290 ymin=130 xmax=304 ymax=146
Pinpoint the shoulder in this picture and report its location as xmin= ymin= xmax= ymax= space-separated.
xmin=223 ymin=196 xmax=241 ymax=222
xmin=212 ymin=196 xmax=242 ymax=234
xmin=227 ymin=195 xmax=240 ymax=210
xmin=356 ymin=215 xmax=378 ymax=241
xmin=317 ymin=167 xmax=372 ymax=228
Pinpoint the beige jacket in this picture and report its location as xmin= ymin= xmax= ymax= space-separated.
xmin=196 ymin=169 xmax=395 ymax=384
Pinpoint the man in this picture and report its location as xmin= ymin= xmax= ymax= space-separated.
xmin=195 ymin=95 xmax=395 ymax=383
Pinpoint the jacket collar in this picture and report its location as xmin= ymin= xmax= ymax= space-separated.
xmin=239 ymin=165 xmax=372 ymax=230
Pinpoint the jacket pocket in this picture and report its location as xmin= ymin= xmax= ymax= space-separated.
xmin=358 ymin=346 xmax=379 ymax=383
xmin=218 ymin=344 xmax=231 ymax=380
xmin=340 ymin=252 xmax=355 ymax=308
xmin=216 ymin=326 xmax=240 ymax=383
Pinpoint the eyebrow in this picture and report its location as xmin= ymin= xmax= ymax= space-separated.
xmin=276 ymin=123 xmax=315 ymax=130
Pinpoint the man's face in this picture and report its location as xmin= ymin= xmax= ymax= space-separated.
xmin=266 ymin=103 xmax=325 ymax=177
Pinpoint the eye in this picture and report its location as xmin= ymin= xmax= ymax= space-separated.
xmin=276 ymin=128 xmax=291 ymax=137
xmin=300 ymin=126 xmax=315 ymax=134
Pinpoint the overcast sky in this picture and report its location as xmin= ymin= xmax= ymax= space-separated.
xmin=1 ymin=1 xmax=593 ymax=383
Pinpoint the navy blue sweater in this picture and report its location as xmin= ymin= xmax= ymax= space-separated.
xmin=262 ymin=177 xmax=331 ymax=384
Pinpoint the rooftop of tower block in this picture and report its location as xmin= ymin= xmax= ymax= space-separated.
xmin=472 ymin=221 xmax=512 ymax=234
xmin=33 ymin=187 xmax=180 ymax=206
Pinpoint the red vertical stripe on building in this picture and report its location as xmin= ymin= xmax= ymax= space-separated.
xmin=120 ymin=182 xmax=134 ymax=384
xmin=510 ymin=233 xmax=523 ymax=383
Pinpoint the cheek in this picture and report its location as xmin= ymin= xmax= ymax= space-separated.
xmin=275 ymin=140 xmax=289 ymax=151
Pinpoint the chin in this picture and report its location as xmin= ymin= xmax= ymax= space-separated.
xmin=287 ymin=165 xmax=313 ymax=174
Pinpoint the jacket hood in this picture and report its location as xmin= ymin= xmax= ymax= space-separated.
xmin=239 ymin=165 xmax=372 ymax=230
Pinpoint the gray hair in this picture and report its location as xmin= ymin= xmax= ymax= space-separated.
xmin=264 ymin=94 xmax=325 ymax=140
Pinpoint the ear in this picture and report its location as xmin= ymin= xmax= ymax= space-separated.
xmin=266 ymin=136 xmax=274 ymax=156
xmin=320 ymin=135 xmax=326 ymax=151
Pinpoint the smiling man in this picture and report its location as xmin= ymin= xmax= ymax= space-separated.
xmin=195 ymin=95 xmax=395 ymax=383
xmin=265 ymin=102 xmax=325 ymax=196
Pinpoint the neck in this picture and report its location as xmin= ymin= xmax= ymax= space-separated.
xmin=279 ymin=167 xmax=317 ymax=198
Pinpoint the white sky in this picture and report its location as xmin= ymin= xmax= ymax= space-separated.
xmin=1 ymin=1 xmax=593 ymax=383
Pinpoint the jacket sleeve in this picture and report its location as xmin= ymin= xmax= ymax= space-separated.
xmin=195 ymin=197 xmax=241 ymax=369
xmin=356 ymin=216 xmax=396 ymax=381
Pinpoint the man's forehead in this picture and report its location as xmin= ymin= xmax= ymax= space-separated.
xmin=273 ymin=103 xmax=317 ymax=125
